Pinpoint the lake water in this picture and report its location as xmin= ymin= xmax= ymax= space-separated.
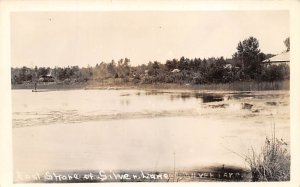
xmin=12 ymin=89 xmax=290 ymax=174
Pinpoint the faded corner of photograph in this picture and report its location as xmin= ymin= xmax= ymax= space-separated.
xmin=11 ymin=10 xmax=290 ymax=183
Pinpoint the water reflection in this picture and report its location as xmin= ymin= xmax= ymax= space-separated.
xmin=12 ymin=90 xmax=289 ymax=128
xmin=120 ymin=93 xmax=131 ymax=97
xmin=121 ymin=99 xmax=130 ymax=106
xmin=141 ymin=90 xmax=287 ymax=106
xmin=241 ymin=103 xmax=253 ymax=109
xmin=201 ymin=94 xmax=223 ymax=103
xmin=144 ymin=91 xmax=224 ymax=103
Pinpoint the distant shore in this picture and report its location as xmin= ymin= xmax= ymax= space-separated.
xmin=11 ymin=80 xmax=289 ymax=91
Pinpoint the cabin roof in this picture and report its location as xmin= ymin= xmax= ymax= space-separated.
xmin=263 ymin=51 xmax=290 ymax=63
xmin=171 ymin=68 xmax=180 ymax=73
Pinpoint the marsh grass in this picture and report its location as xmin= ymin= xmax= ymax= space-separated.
xmin=190 ymin=80 xmax=289 ymax=91
xmin=245 ymin=124 xmax=290 ymax=181
xmin=12 ymin=80 xmax=289 ymax=91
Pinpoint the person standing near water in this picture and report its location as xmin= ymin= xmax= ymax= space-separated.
xmin=34 ymin=82 xmax=37 ymax=91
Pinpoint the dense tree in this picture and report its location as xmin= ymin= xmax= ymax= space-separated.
xmin=11 ymin=37 xmax=290 ymax=86
xmin=38 ymin=67 xmax=49 ymax=77
xmin=233 ymin=36 xmax=264 ymax=79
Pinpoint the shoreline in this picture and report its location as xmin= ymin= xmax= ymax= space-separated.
xmin=11 ymin=80 xmax=289 ymax=92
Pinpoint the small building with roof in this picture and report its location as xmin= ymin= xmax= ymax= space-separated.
xmin=263 ymin=51 xmax=290 ymax=66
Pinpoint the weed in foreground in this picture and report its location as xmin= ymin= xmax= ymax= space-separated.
xmin=245 ymin=132 xmax=290 ymax=181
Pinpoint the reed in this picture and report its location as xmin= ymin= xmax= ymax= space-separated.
xmin=245 ymin=122 xmax=290 ymax=181
xmin=191 ymin=80 xmax=289 ymax=91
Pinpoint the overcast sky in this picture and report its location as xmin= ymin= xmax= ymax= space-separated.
xmin=11 ymin=11 xmax=289 ymax=68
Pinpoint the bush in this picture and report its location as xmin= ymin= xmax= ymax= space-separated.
xmin=261 ymin=64 xmax=290 ymax=82
xmin=245 ymin=129 xmax=290 ymax=181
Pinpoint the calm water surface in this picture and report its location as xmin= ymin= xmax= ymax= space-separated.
xmin=12 ymin=89 xmax=290 ymax=173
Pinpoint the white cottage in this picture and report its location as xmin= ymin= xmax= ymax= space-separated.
xmin=263 ymin=51 xmax=290 ymax=66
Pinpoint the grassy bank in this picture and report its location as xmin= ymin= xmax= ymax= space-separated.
xmin=11 ymin=80 xmax=289 ymax=91
xmin=189 ymin=80 xmax=289 ymax=91
xmin=11 ymin=82 xmax=88 ymax=90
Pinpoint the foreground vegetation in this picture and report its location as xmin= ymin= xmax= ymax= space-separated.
xmin=245 ymin=122 xmax=290 ymax=181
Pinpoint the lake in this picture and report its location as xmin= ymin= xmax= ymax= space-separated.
xmin=12 ymin=89 xmax=290 ymax=180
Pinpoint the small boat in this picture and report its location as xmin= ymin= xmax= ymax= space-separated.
xmin=32 ymin=89 xmax=53 ymax=92
xmin=32 ymin=89 xmax=43 ymax=92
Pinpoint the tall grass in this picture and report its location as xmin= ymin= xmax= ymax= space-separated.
xmin=191 ymin=80 xmax=289 ymax=91
xmin=245 ymin=123 xmax=290 ymax=181
xmin=12 ymin=79 xmax=289 ymax=91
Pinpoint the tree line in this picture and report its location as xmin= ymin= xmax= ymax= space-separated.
xmin=11 ymin=36 xmax=290 ymax=85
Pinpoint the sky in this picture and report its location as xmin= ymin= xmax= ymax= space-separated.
xmin=11 ymin=11 xmax=289 ymax=68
